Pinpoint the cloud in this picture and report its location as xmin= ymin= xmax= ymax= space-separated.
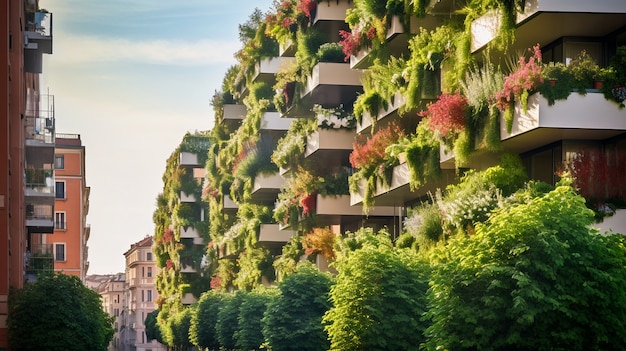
xmin=54 ymin=34 xmax=240 ymax=66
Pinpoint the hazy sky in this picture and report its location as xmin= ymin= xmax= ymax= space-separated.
xmin=41 ymin=0 xmax=273 ymax=274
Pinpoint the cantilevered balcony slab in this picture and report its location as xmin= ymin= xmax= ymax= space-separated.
xmin=313 ymin=0 xmax=351 ymax=37
xmin=180 ymin=265 xmax=197 ymax=273
xmin=223 ymin=195 xmax=239 ymax=214
xmin=350 ymin=163 xmax=457 ymax=207
xmin=258 ymin=224 xmax=295 ymax=249
xmin=180 ymin=191 xmax=197 ymax=203
xmin=294 ymin=62 xmax=363 ymax=115
xmin=594 ymin=209 xmax=626 ymax=235
xmin=251 ymin=172 xmax=285 ymax=204
xmin=222 ymin=104 xmax=246 ymax=131
xmin=279 ymin=39 xmax=296 ymax=57
xmin=500 ymin=92 xmax=626 ymax=155
xmin=180 ymin=226 xmax=200 ymax=239
xmin=350 ymin=16 xmax=411 ymax=69
xmin=181 ymin=293 xmax=197 ymax=305
xmin=180 ymin=152 xmax=200 ymax=167
xmin=253 ymin=57 xmax=296 ymax=84
xmin=471 ymin=0 xmax=626 ymax=53
xmin=304 ymin=128 xmax=355 ymax=165
xmin=315 ymin=194 xmax=397 ymax=225
xmin=356 ymin=92 xmax=415 ymax=134
xmin=261 ymin=112 xmax=293 ymax=131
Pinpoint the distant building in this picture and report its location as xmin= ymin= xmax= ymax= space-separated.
xmin=121 ymin=236 xmax=165 ymax=351
xmin=49 ymin=134 xmax=90 ymax=280
xmin=87 ymin=273 xmax=126 ymax=351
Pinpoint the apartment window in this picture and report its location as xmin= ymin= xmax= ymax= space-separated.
xmin=147 ymin=267 xmax=152 ymax=278
xmin=147 ymin=290 xmax=152 ymax=302
xmin=54 ymin=243 xmax=66 ymax=261
xmin=55 ymin=212 xmax=66 ymax=230
xmin=54 ymin=155 xmax=64 ymax=169
xmin=146 ymin=252 xmax=152 ymax=261
xmin=55 ymin=181 xmax=65 ymax=199
xmin=141 ymin=290 xmax=144 ymax=302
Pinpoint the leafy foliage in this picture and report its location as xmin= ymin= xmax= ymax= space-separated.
xmin=236 ymin=288 xmax=279 ymax=350
xmin=325 ymin=231 xmax=430 ymax=351
xmin=189 ymin=290 xmax=226 ymax=350
xmin=263 ymin=263 xmax=333 ymax=351
xmin=425 ymin=180 xmax=626 ymax=350
xmin=8 ymin=273 xmax=114 ymax=351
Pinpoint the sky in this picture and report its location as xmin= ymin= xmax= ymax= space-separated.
xmin=41 ymin=0 xmax=273 ymax=274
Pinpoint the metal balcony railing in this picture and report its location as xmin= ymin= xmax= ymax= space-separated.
xmin=25 ymin=94 xmax=55 ymax=144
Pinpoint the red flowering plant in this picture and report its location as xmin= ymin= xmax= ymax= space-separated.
xmin=563 ymin=147 xmax=626 ymax=220
xmin=339 ymin=25 xmax=377 ymax=62
xmin=265 ymin=0 xmax=311 ymax=44
xmin=419 ymin=91 xmax=468 ymax=143
xmin=494 ymin=44 xmax=544 ymax=131
xmin=349 ymin=122 xmax=405 ymax=210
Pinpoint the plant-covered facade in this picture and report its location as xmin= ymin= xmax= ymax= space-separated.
xmin=149 ymin=1 xmax=626 ymax=349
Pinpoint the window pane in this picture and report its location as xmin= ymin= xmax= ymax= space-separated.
xmin=55 ymin=244 xmax=65 ymax=261
xmin=54 ymin=155 xmax=64 ymax=169
xmin=55 ymin=182 xmax=65 ymax=199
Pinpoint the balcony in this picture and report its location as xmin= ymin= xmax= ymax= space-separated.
xmin=223 ymin=195 xmax=238 ymax=213
xmin=250 ymin=172 xmax=285 ymax=204
xmin=356 ymin=92 xmax=413 ymax=134
xmin=470 ymin=0 xmax=626 ymax=53
xmin=222 ymin=104 xmax=246 ymax=131
xmin=279 ymin=39 xmax=296 ymax=57
xmin=314 ymin=194 xmax=397 ymax=226
xmin=180 ymin=225 xmax=200 ymax=239
xmin=25 ymin=243 xmax=53 ymax=281
xmin=180 ymin=265 xmax=197 ymax=273
xmin=25 ymin=94 xmax=55 ymax=148
xmin=261 ymin=112 xmax=293 ymax=131
xmin=500 ymin=92 xmax=626 ymax=155
xmin=24 ymin=11 xmax=53 ymax=73
xmin=313 ymin=0 xmax=351 ymax=37
xmin=26 ymin=202 xmax=54 ymax=234
xmin=350 ymin=163 xmax=457 ymax=207
xmin=84 ymin=224 xmax=91 ymax=241
xmin=181 ymin=293 xmax=197 ymax=305
xmin=252 ymin=57 xmax=296 ymax=84
xmin=25 ymin=168 xmax=54 ymax=198
xmin=595 ymin=209 xmax=626 ymax=235
xmin=180 ymin=191 xmax=197 ymax=203
xmin=290 ymin=62 xmax=362 ymax=116
xmin=350 ymin=15 xmax=411 ymax=69
xmin=258 ymin=224 xmax=295 ymax=249
xmin=179 ymin=152 xmax=200 ymax=167
xmin=305 ymin=128 xmax=355 ymax=162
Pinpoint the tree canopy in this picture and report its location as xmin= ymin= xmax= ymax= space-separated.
xmin=8 ymin=273 xmax=114 ymax=351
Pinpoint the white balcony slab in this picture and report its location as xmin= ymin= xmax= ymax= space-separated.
xmin=471 ymin=0 xmax=626 ymax=52
xmin=180 ymin=191 xmax=197 ymax=203
xmin=179 ymin=152 xmax=200 ymax=167
xmin=252 ymin=173 xmax=285 ymax=193
xmin=500 ymin=92 xmax=626 ymax=154
xmin=223 ymin=104 xmax=247 ymax=127
xmin=223 ymin=195 xmax=238 ymax=210
xmin=594 ymin=209 xmax=626 ymax=235
xmin=253 ymin=57 xmax=296 ymax=82
xmin=180 ymin=226 xmax=200 ymax=239
xmin=261 ymin=112 xmax=292 ymax=131
xmin=258 ymin=224 xmax=295 ymax=243
xmin=356 ymin=92 xmax=408 ymax=133
xmin=305 ymin=128 xmax=355 ymax=157
xmin=302 ymin=62 xmax=362 ymax=97
xmin=316 ymin=194 xmax=396 ymax=216
xmin=181 ymin=292 xmax=197 ymax=305
xmin=313 ymin=0 xmax=352 ymax=23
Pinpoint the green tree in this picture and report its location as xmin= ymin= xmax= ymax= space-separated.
xmin=324 ymin=236 xmax=430 ymax=351
xmin=425 ymin=181 xmax=626 ymax=350
xmin=190 ymin=290 xmax=225 ymax=350
xmin=145 ymin=309 xmax=166 ymax=345
xmin=263 ymin=263 xmax=333 ymax=351
xmin=8 ymin=273 xmax=114 ymax=351
xmin=170 ymin=307 xmax=194 ymax=350
xmin=236 ymin=288 xmax=278 ymax=350
xmin=216 ymin=290 xmax=245 ymax=350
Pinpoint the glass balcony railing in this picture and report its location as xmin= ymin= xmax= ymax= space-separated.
xmin=25 ymin=94 xmax=55 ymax=145
xmin=25 ymin=243 xmax=54 ymax=279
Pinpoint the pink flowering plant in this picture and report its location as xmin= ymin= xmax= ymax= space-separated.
xmin=495 ymin=45 xmax=544 ymax=111
xmin=419 ymin=92 xmax=469 ymax=141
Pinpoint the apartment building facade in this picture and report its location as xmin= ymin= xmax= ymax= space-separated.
xmin=87 ymin=273 xmax=126 ymax=351
xmin=201 ymin=0 xmax=626 ymax=291
xmin=122 ymin=236 xmax=165 ymax=351
xmin=1 ymin=0 xmax=55 ymax=348
xmin=49 ymin=134 xmax=90 ymax=280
